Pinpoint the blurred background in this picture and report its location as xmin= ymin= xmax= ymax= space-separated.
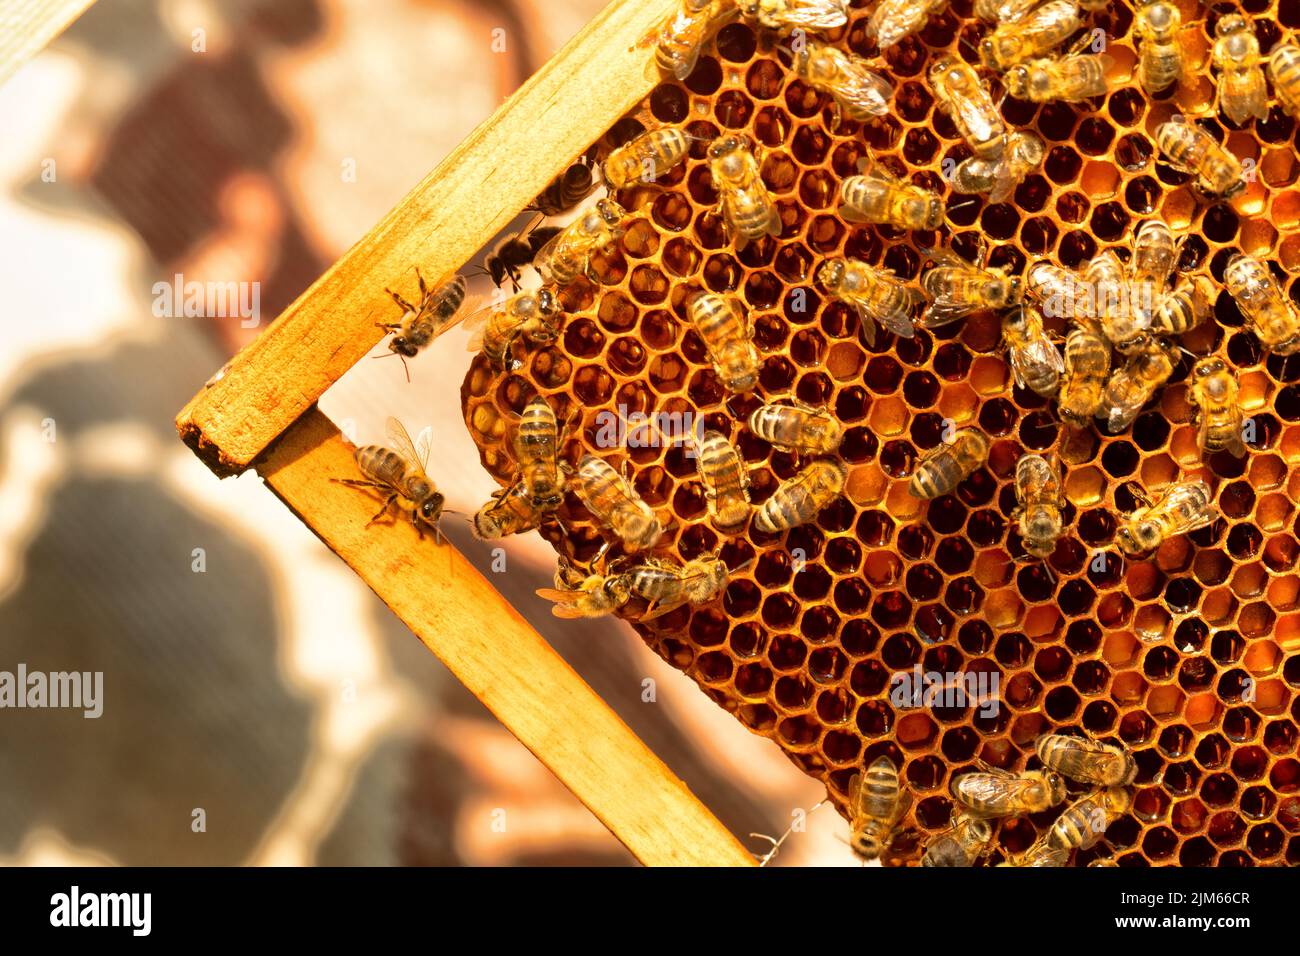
xmin=0 ymin=0 xmax=848 ymax=866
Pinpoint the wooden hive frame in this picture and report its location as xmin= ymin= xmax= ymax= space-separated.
xmin=175 ymin=0 xmax=755 ymax=867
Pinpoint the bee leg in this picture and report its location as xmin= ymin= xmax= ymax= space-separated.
xmin=386 ymin=288 xmax=417 ymax=313
xmin=332 ymin=477 xmax=384 ymax=489
xmin=414 ymin=267 xmax=428 ymax=300
xmin=367 ymin=494 xmax=398 ymax=526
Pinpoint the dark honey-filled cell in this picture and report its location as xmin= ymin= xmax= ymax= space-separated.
xmin=458 ymin=0 xmax=1300 ymax=868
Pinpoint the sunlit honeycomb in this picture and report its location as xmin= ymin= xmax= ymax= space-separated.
xmin=460 ymin=0 xmax=1300 ymax=865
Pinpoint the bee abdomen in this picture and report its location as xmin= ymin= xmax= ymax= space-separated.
xmin=356 ymin=446 xmax=408 ymax=487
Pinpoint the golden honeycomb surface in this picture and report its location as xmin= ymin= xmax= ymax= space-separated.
xmin=460 ymin=0 xmax=1300 ymax=865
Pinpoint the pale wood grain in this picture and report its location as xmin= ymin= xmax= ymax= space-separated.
xmin=257 ymin=406 xmax=756 ymax=867
xmin=177 ymin=0 xmax=677 ymax=476
xmin=0 ymin=0 xmax=97 ymax=87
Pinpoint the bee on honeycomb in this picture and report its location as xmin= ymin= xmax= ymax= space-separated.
xmin=459 ymin=1 xmax=1300 ymax=866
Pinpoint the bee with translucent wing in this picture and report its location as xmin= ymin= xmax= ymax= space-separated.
xmin=1098 ymin=338 xmax=1179 ymax=433
xmin=847 ymin=756 xmax=910 ymax=862
xmin=753 ymin=458 xmax=846 ymax=533
xmin=1058 ymin=325 xmax=1112 ymax=428
xmin=791 ymin=41 xmax=894 ymax=126
xmin=1036 ymin=732 xmax=1137 ymax=786
xmin=748 ymin=400 xmax=843 ymax=456
xmin=1003 ymin=32 xmax=1112 ymax=104
xmin=952 ymin=763 xmax=1068 ymax=817
xmin=950 ymin=130 xmax=1045 ymax=203
xmin=472 ymin=479 xmax=546 ymax=540
xmin=920 ymin=243 xmax=1022 ymax=327
xmin=1116 ymin=478 xmax=1218 ymax=555
xmin=534 ymin=198 xmax=629 ymax=286
xmin=980 ymin=0 xmax=1082 ymax=72
xmin=695 ymin=430 xmax=753 ymax=532
xmin=1012 ymin=453 xmax=1066 ymax=559
xmin=1134 ymin=0 xmax=1188 ymax=94
xmin=378 ymin=270 xmax=468 ymax=370
xmin=1268 ymin=42 xmax=1300 ymax=120
xmin=818 ymin=257 xmax=918 ymax=346
xmin=863 ymin=0 xmax=947 ymax=53
xmin=1047 ymin=787 xmax=1133 ymax=851
xmin=627 ymin=552 xmax=735 ymax=621
xmin=1003 ymin=304 xmax=1064 ymax=398
xmin=335 ymin=418 xmax=447 ymax=540
xmin=921 ymin=811 xmax=994 ymax=867
xmin=535 ymin=556 xmax=633 ymax=619
xmin=707 ymin=134 xmax=782 ymax=251
xmin=602 ymin=127 xmax=691 ymax=191
xmin=1155 ymin=120 xmax=1246 ymax=198
xmin=1188 ymin=356 xmax=1247 ymax=458
xmin=641 ymin=0 xmax=739 ymax=81
xmin=910 ymin=428 xmax=990 ymax=499
xmin=1224 ymin=253 xmax=1300 ymax=355
xmin=739 ymin=0 xmax=849 ymax=32
xmin=567 ymin=454 xmax=665 ymax=553
xmin=930 ymin=56 xmax=1007 ymax=162
xmin=838 ymin=161 xmax=944 ymax=231
xmin=464 ymin=286 xmax=564 ymax=371
xmin=686 ymin=291 xmax=760 ymax=393
xmin=1212 ymin=14 xmax=1269 ymax=126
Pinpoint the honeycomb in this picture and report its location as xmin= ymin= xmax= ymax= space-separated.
xmin=459 ymin=0 xmax=1300 ymax=865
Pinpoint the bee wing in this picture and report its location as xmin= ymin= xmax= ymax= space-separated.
xmin=838 ymin=176 xmax=890 ymax=222
xmin=954 ymin=772 xmax=1023 ymax=808
xmin=1162 ymin=482 xmax=1219 ymax=530
xmin=777 ymin=0 xmax=849 ymax=30
xmin=462 ymin=294 xmax=504 ymax=352
xmin=838 ymin=64 xmax=895 ymax=117
xmin=874 ymin=301 xmax=917 ymax=340
xmin=854 ymin=304 xmax=880 ymax=346
xmin=386 ymin=417 xmax=428 ymax=475
xmin=1010 ymin=339 xmax=1065 ymax=389
xmin=640 ymin=599 xmax=689 ymax=622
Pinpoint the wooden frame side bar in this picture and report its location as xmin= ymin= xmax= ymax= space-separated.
xmin=259 ymin=407 xmax=756 ymax=867
xmin=0 ymin=0 xmax=98 ymax=87
xmin=177 ymin=0 xmax=676 ymax=477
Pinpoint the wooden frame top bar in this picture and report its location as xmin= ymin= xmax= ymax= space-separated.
xmin=178 ymin=0 xmax=676 ymax=477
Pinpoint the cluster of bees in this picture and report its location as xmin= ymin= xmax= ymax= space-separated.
xmin=839 ymin=731 xmax=1135 ymax=866
xmin=331 ymin=0 xmax=1300 ymax=863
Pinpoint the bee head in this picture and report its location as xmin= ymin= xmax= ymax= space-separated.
xmin=389 ymin=337 xmax=419 ymax=358
xmin=472 ymin=508 xmax=501 ymax=540
xmin=419 ymin=493 xmax=445 ymax=523
xmin=850 ymin=831 xmax=881 ymax=861
xmin=1117 ymin=520 xmax=1159 ymax=554
xmin=595 ymin=198 xmax=626 ymax=225
xmin=817 ymin=258 xmax=845 ymax=290
xmin=707 ymin=135 xmax=744 ymax=161
xmin=1004 ymin=66 xmax=1030 ymax=99
xmin=537 ymin=289 xmax=560 ymax=315
xmin=1216 ymin=13 xmax=1245 ymax=37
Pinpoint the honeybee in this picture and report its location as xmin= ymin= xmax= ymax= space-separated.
xmin=603 ymin=127 xmax=690 ymax=191
xmin=818 ymin=257 xmax=918 ymax=346
xmin=1224 ymin=253 xmax=1300 ymax=355
xmin=1188 ymin=356 xmax=1247 ymax=457
xmin=642 ymin=0 xmax=738 ymax=81
xmin=930 ymin=56 xmax=1007 ymax=161
xmin=1134 ymin=0 xmax=1186 ymax=94
xmin=535 ymin=198 xmax=628 ymax=285
xmin=1003 ymin=35 xmax=1111 ymax=103
xmin=531 ymin=156 xmax=598 ymax=216
xmin=1268 ymin=42 xmax=1300 ymax=120
xmin=483 ymin=226 xmax=561 ymax=291
xmin=952 ymin=765 xmax=1068 ymax=818
xmin=567 ymin=455 xmax=665 ymax=552
xmin=791 ymin=42 xmax=894 ymax=125
xmin=921 ymin=812 xmax=994 ymax=867
xmin=1003 ymin=304 xmax=1065 ymax=397
xmin=910 ymin=428 xmax=990 ymax=499
xmin=754 ymin=458 xmax=846 ymax=533
xmin=863 ymin=0 xmax=946 ymax=53
xmin=1088 ymin=250 xmax=1150 ymax=353
xmin=997 ymin=835 xmax=1070 ymax=867
xmin=973 ymin=0 xmax=1039 ymax=22
xmin=1036 ymin=733 xmax=1138 ymax=787
xmin=707 ymin=135 xmax=782 ymax=250
xmin=1129 ymin=218 xmax=1179 ymax=323
xmin=471 ymin=479 xmax=546 ymax=539
xmin=847 ymin=757 xmax=909 ymax=861
xmin=335 ymin=418 xmax=446 ymax=539
xmin=748 ymin=400 xmax=843 ymax=455
xmin=686 ymin=291 xmax=760 ymax=392
xmin=1116 ymin=478 xmax=1218 ymax=554
xmin=949 ymin=130 xmax=1045 ymax=203
xmin=1047 ymin=787 xmax=1133 ymax=852
xmin=378 ymin=270 xmax=468 ymax=362
xmin=838 ymin=165 xmax=943 ymax=231
xmin=1012 ymin=453 xmax=1065 ymax=559
xmin=1155 ymin=120 xmax=1246 ymax=198
xmin=738 ymin=0 xmax=849 ymax=31
xmin=1057 ymin=326 xmax=1112 ymax=428
xmin=1098 ymin=338 xmax=1179 ymax=432
xmin=695 ymin=430 xmax=753 ymax=531
xmin=920 ymin=244 xmax=1022 ymax=327
xmin=627 ymin=552 xmax=732 ymax=620
xmin=535 ymin=556 xmax=633 ymax=619
xmin=1026 ymin=260 xmax=1094 ymax=323
xmin=465 ymin=287 xmax=564 ymax=371
xmin=980 ymin=0 xmax=1082 ymax=72
xmin=1213 ymin=15 xmax=1268 ymax=126
xmin=514 ymin=395 xmax=566 ymax=509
